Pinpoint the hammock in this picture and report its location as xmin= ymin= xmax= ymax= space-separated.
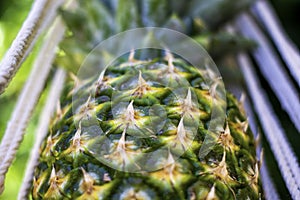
xmin=0 ymin=0 xmax=299 ymax=199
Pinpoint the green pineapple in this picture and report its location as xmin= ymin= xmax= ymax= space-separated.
xmin=32 ymin=0 xmax=262 ymax=199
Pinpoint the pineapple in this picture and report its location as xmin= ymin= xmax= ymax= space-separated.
xmin=32 ymin=0 xmax=262 ymax=199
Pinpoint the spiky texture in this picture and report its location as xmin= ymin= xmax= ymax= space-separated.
xmin=32 ymin=55 xmax=262 ymax=199
xmin=32 ymin=0 xmax=262 ymax=199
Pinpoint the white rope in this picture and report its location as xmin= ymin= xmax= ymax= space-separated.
xmin=0 ymin=11 xmax=67 ymax=195
xmin=0 ymin=0 xmax=64 ymax=95
xmin=260 ymin=162 xmax=280 ymax=200
xmin=243 ymin=93 xmax=280 ymax=200
xmin=237 ymin=54 xmax=300 ymax=200
xmin=18 ymin=68 xmax=66 ymax=200
xmin=252 ymin=0 xmax=300 ymax=87
xmin=236 ymin=14 xmax=300 ymax=132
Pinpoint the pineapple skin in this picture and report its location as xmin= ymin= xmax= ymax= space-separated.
xmin=32 ymin=0 xmax=262 ymax=199
xmin=32 ymin=57 xmax=262 ymax=200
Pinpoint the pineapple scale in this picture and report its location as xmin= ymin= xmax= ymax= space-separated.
xmin=32 ymin=57 xmax=261 ymax=199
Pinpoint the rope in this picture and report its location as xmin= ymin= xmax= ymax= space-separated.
xmin=18 ymin=68 xmax=66 ymax=200
xmin=236 ymin=14 xmax=300 ymax=132
xmin=223 ymin=37 xmax=280 ymax=198
xmin=0 ymin=0 xmax=64 ymax=95
xmin=260 ymin=162 xmax=280 ymax=200
xmin=252 ymin=0 xmax=300 ymax=87
xmin=0 ymin=11 xmax=67 ymax=195
xmin=237 ymin=54 xmax=300 ymax=200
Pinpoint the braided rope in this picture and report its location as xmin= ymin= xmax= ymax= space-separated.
xmin=236 ymin=14 xmax=300 ymax=133
xmin=224 ymin=51 xmax=280 ymax=199
xmin=0 ymin=0 xmax=64 ymax=95
xmin=252 ymin=0 xmax=300 ymax=87
xmin=236 ymin=11 xmax=300 ymax=197
xmin=18 ymin=68 xmax=66 ymax=200
xmin=238 ymin=54 xmax=300 ymax=199
xmin=0 ymin=13 xmax=67 ymax=195
xmin=260 ymin=162 xmax=280 ymax=200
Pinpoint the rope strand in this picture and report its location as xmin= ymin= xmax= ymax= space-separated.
xmin=0 ymin=12 xmax=67 ymax=195
xmin=237 ymin=54 xmax=300 ymax=199
xmin=18 ymin=68 xmax=66 ymax=200
xmin=236 ymin=14 xmax=300 ymax=132
xmin=252 ymin=0 xmax=300 ymax=87
xmin=0 ymin=0 xmax=64 ymax=95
